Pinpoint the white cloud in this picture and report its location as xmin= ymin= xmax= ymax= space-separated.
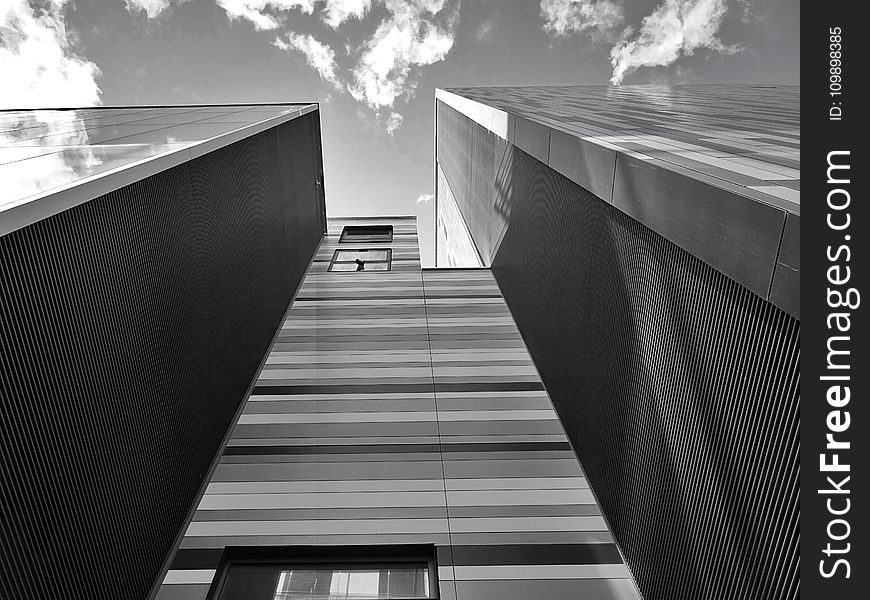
xmin=416 ymin=193 xmax=433 ymax=204
xmin=475 ymin=18 xmax=495 ymax=42
xmin=214 ymin=0 xmax=369 ymax=29
xmin=735 ymin=0 xmax=764 ymax=24
xmin=322 ymin=0 xmax=372 ymax=28
xmin=216 ymin=0 xmax=316 ymax=31
xmin=349 ymin=0 xmax=457 ymax=115
xmin=385 ymin=111 xmax=402 ymax=135
xmin=1 ymin=0 xmax=101 ymax=109
xmin=273 ymin=32 xmax=342 ymax=89
xmin=540 ymin=0 xmax=624 ymax=39
xmin=1 ymin=2 xmax=102 ymax=205
xmin=125 ymin=0 xmax=173 ymax=18
xmin=172 ymin=0 xmax=458 ymax=133
xmin=609 ymin=0 xmax=738 ymax=85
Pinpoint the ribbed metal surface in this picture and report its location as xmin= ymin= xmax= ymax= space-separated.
xmin=437 ymin=109 xmax=800 ymax=600
xmin=0 ymin=115 xmax=324 ymax=600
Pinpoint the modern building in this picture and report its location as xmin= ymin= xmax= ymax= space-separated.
xmin=1 ymin=85 xmax=800 ymax=600
xmin=0 ymin=103 xmax=326 ymax=600
xmin=435 ymin=85 xmax=800 ymax=600
xmin=156 ymin=216 xmax=641 ymax=600
xmin=1 ymin=103 xmax=641 ymax=600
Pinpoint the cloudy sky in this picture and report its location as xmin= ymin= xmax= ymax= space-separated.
xmin=2 ymin=0 xmax=799 ymax=264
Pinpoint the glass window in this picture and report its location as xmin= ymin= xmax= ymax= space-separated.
xmin=333 ymin=250 xmax=390 ymax=261
xmin=339 ymin=225 xmax=393 ymax=243
xmin=209 ymin=550 xmax=437 ymax=600
xmin=329 ymin=262 xmax=363 ymax=272
xmin=328 ymin=249 xmax=392 ymax=272
xmin=357 ymin=262 xmax=389 ymax=271
xmin=272 ymin=565 xmax=430 ymax=599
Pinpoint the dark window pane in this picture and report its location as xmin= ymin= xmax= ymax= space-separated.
xmin=340 ymin=225 xmax=393 ymax=243
xmin=218 ymin=565 xmax=282 ymax=600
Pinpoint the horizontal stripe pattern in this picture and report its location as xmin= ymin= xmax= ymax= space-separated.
xmin=157 ymin=218 xmax=638 ymax=600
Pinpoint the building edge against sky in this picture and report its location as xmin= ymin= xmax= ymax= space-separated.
xmin=434 ymin=85 xmax=800 ymax=600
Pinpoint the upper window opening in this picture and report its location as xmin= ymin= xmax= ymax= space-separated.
xmin=340 ymin=225 xmax=393 ymax=243
xmin=329 ymin=249 xmax=392 ymax=272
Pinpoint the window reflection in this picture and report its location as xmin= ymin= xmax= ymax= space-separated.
xmin=330 ymin=262 xmax=364 ymax=272
xmin=328 ymin=248 xmax=392 ymax=272
xmin=273 ymin=567 xmax=429 ymax=600
xmin=0 ymin=106 xmax=288 ymax=210
xmin=273 ymin=567 xmax=429 ymax=599
xmin=334 ymin=250 xmax=390 ymax=261
xmin=215 ymin=563 xmax=431 ymax=600
xmin=0 ymin=110 xmax=99 ymax=209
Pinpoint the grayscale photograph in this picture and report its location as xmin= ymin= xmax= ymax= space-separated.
xmin=0 ymin=2 xmax=838 ymax=600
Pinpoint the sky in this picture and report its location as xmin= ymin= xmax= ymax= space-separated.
xmin=1 ymin=0 xmax=800 ymax=265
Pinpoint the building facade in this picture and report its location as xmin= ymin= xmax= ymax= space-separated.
xmin=435 ymin=85 xmax=800 ymax=600
xmin=2 ymin=104 xmax=644 ymax=600
xmin=3 ymin=86 xmax=801 ymax=600
xmin=156 ymin=216 xmax=641 ymax=600
xmin=0 ymin=104 xmax=326 ymax=600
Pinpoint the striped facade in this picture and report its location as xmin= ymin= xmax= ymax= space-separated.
xmin=158 ymin=217 xmax=641 ymax=600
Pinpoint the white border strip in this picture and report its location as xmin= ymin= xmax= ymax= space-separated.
xmin=435 ymin=89 xmax=512 ymax=141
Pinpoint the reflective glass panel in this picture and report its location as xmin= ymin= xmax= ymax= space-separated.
xmin=125 ymin=110 xmax=246 ymax=125
xmin=329 ymin=262 xmax=361 ymax=272
xmin=9 ymin=123 xmax=166 ymax=146
xmin=242 ymin=106 xmax=305 ymax=115
xmin=335 ymin=250 xmax=390 ymax=261
xmin=358 ymin=262 xmax=389 ymax=271
xmin=216 ymin=564 xmax=431 ymax=600
xmin=274 ymin=567 xmax=429 ymax=599
xmin=0 ymin=105 xmax=311 ymax=212
xmin=0 ymin=143 xmax=187 ymax=210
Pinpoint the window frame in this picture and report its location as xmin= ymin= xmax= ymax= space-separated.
xmin=205 ymin=545 xmax=440 ymax=600
xmin=339 ymin=225 xmax=394 ymax=244
xmin=328 ymin=248 xmax=393 ymax=272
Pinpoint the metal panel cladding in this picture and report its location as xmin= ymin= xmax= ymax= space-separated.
xmin=0 ymin=113 xmax=325 ymax=600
